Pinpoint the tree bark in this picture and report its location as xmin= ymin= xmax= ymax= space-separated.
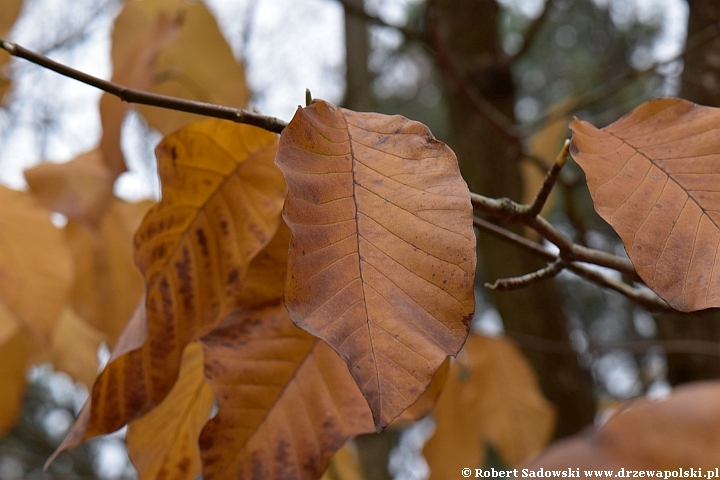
xmin=428 ymin=0 xmax=595 ymax=439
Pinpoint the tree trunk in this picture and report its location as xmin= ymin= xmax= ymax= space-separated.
xmin=428 ymin=0 xmax=595 ymax=439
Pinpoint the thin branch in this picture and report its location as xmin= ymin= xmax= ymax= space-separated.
xmin=426 ymin=12 xmax=521 ymax=141
xmin=509 ymin=0 xmax=552 ymax=62
xmin=0 ymin=39 xmax=288 ymax=134
xmin=471 ymin=192 xmax=640 ymax=280
xmin=526 ymin=139 xmax=570 ymax=217
xmin=473 ymin=215 xmax=670 ymax=312
xmin=506 ymin=331 xmax=720 ymax=357
xmin=485 ymin=258 xmax=565 ymax=291
xmin=332 ymin=0 xmax=426 ymax=42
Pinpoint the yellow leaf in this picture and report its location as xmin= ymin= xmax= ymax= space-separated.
xmin=67 ymin=199 xmax=154 ymax=345
xmin=24 ymin=149 xmax=114 ymax=223
xmin=0 ymin=186 xmax=73 ymax=335
xmin=110 ymin=0 xmax=249 ymax=135
xmin=100 ymin=9 xmax=180 ymax=176
xmin=320 ymin=443 xmax=365 ymax=480
xmin=424 ymin=335 xmax=555 ymax=478
xmin=51 ymin=120 xmax=285 ymax=459
xmin=49 ymin=307 xmax=106 ymax=387
xmin=276 ymin=100 xmax=477 ymax=430
xmin=0 ymin=324 xmax=34 ymax=436
xmin=127 ymin=341 xmax=214 ymax=480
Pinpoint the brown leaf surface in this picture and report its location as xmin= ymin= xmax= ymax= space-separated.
xmin=51 ymin=120 xmax=285 ymax=457
xmin=67 ymin=199 xmax=154 ymax=345
xmin=391 ymin=357 xmax=450 ymax=428
xmin=126 ymin=341 xmax=214 ymax=480
xmin=24 ymin=149 xmax=115 ymax=223
xmin=570 ymin=98 xmax=720 ymax=311
xmin=524 ymin=381 xmax=720 ymax=469
xmin=110 ymin=0 xmax=249 ymax=135
xmin=424 ymin=335 xmax=555 ymax=478
xmin=0 ymin=186 xmax=73 ymax=335
xmin=276 ymin=100 xmax=476 ymax=430
xmin=199 ymin=304 xmax=375 ymax=480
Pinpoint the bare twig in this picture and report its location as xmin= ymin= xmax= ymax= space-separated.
xmin=332 ymin=0 xmax=426 ymax=42
xmin=526 ymin=139 xmax=570 ymax=217
xmin=506 ymin=331 xmax=720 ymax=357
xmin=471 ymin=192 xmax=640 ymax=280
xmin=509 ymin=0 xmax=552 ymax=62
xmin=473 ymin=216 xmax=670 ymax=312
xmin=485 ymin=258 xmax=565 ymax=291
xmin=0 ymin=39 xmax=289 ymax=134
xmin=426 ymin=12 xmax=520 ymax=141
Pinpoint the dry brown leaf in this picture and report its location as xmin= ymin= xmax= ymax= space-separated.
xmin=198 ymin=220 xmax=374 ymax=479
xmin=110 ymin=0 xmax=249 ymax=135
xmin=0 ymin=186 xmax=73 ymax=335
xmin=199 ymin=304 xmax=375 ymax=480
xmin=276 ymin=100 xmax=476 ymax=430
xmin=570 ymin=98 xmax=720 ymax=311
xmin=49 ymin=307 xmax=106 ymax=387
xmin=50 ymin=120 xmax=285 ymax=460
xmin=24 ymin=149 xmax=115 ymax=223
xmin=126 ymin=341 xmax=214 ymax=480
xmin=424 ymin=335 xmax=555 ymax=478
xmin=391 ymin=357 xmax=450 ymax=428
xmin=524 ymin=381 xmax=720 ymax=469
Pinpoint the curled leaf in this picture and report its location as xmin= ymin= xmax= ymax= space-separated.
xmin=571 ymin=98 xmax=720 ymax=311
xmin=276 ymin=100 xmax=476 ymax=430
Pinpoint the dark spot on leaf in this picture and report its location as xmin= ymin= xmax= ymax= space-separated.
xmin=195 ymin=228 xmax=209 ymax=258
xmin=655 ymin=204 xmax=662 ymax=208
xmin=219 ymin=220 xmax=229 ymax=236
xmin=376 ymin=136 xmax=389 ymax=146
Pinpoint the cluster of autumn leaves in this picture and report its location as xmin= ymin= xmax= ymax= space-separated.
xmin=1 ymin=0 xmax=560 ymax=478
xmin=6 ymin=0 xmax=720 ymax=478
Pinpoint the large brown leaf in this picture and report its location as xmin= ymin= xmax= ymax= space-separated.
xmin=198 ymin=219 xmax=374 ymax=479
xmin=570 ymin=98 xmax=720 ymax=311
xmin=199 ymin=304 xmax=375 ymax=480
xmin=50 ymin=120 xmax=285 ymax=458
xmin=524 ymin=381 xmax=720 ymax=469
xmin=424 ymin=335 xmax=555 ymax=478
xmin=276 ymin=100 xmax=476 ymax=430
